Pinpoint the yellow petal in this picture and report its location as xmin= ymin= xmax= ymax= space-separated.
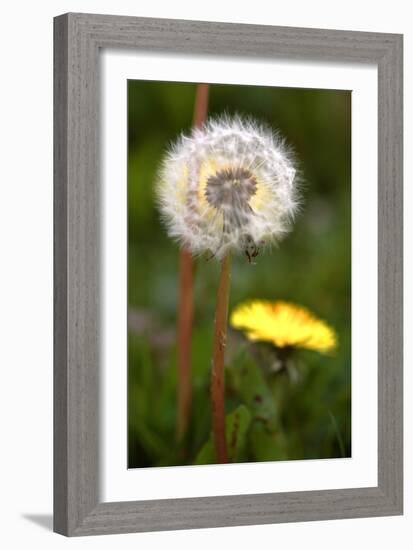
xmin=230 ymin=300 xmax=337 ymax=354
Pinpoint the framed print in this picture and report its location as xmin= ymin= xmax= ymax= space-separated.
xmin=53 ymin=13 xmax=403 ymax=536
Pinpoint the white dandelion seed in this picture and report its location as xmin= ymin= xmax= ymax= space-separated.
xmin=156 ymin=115 xmax=300 ymax=261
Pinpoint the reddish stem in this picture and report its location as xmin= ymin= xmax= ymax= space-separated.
xmin=177 ymin=84 xmax=210 ymax=441
xmin=177 ymin=249 xmax=195 ymax=441
xmin=192 ymin=84 xmax=209 ymax=127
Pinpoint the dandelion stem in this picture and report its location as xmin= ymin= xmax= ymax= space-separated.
xmin=177 ymin=83 xmax=210 ymax=441
xmin=193 ymin=83 xmax=209 ymax=128
xmin=177 ymin=248 xmax=195 ymax=441
xmin=211 ymin=253 xmax=231 ymax=463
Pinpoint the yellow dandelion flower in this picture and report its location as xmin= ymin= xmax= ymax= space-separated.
xmin=230 ymin=300 xmax=337 ymax=354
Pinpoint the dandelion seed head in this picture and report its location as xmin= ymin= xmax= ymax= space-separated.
xmin=156 ymin=115 xmax=300 ymax=260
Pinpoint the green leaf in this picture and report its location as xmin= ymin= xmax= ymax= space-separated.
xmin=233 ymin=356 xmax=279 ymax=432
xmin=194 ymin=405 xmax=252 ymax=465
xmin=248 ymin=421 xmax=289 ymax=462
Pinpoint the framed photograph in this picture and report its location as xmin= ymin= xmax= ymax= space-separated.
xmin=54 ymin=13 xmax=403 ymax=536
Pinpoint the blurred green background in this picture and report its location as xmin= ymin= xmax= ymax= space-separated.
xmin=128 ymin=80 xmax=351 ymax=468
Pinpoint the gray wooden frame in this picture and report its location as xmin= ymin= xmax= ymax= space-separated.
xmin=54 ymin=12 xmax=403 ymax=536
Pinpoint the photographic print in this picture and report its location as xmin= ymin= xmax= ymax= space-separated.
xmin=53 ymin=15 xmax=403 ymax=534
xmin=127 ymin=80 xmax=351 ymax=469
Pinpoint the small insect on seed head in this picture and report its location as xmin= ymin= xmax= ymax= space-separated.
xmin=156 ymin=115 xmax=300 ymax=260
